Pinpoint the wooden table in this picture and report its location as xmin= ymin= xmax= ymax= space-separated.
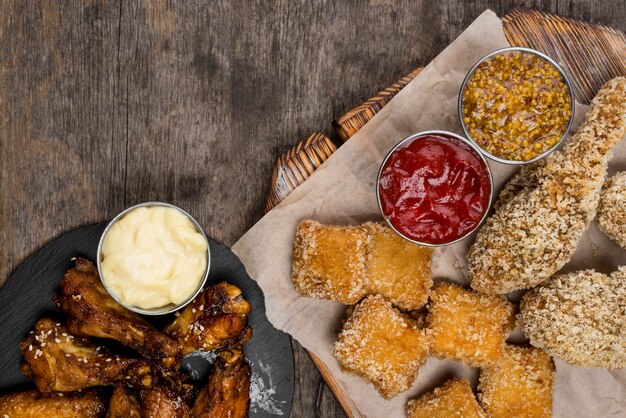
xmin=1 ymin=1 xmax=623 ymax=416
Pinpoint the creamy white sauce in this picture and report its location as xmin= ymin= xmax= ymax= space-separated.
xmin=101 ymin=206 xmax=208 ymax=309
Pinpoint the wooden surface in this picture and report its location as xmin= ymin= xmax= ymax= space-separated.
xmin=0 ymin=1 xmax=623 ymax=417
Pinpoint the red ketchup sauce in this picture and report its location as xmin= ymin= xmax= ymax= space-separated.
xmin=378 ymin=134 xmax=491 ymax=245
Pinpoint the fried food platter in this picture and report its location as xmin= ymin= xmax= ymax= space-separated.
xmin=232 ymin=9 xmax=626 ymax=418
xmin=0 ymin=222 xmax=294 ymax=417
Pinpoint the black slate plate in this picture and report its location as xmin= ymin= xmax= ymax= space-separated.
xmin=0 ymin=223 xmax=294 ymax=417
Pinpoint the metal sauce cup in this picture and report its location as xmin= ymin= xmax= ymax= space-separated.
xmin=97 ymin=201 xmax=211 ymax=315
xmin=376 ymin=130 xmax=494 ymax=247
xmin=458 ymin=47 xmax=575 ymax=165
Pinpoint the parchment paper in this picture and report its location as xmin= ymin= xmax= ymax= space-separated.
xmin=233 ymin=10 xmax=626 ymax=417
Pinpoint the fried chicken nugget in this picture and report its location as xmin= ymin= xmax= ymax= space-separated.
xmin=478 ymin=345 xmax=555 ymax=418
xmin=519 ymin=267 xmax=626 ymax=369
xmin=333 ymin=295 xmax=430 ymax=398
xmin=0 ymin=389 xmax=105 ymax=418
xmin=426 ymin=283 xmax=514 ymax=367
xmin=292 ymin=220 xmax=367 ymax=303
xmin=598 ymin=171 xmax=626 ymax=248
xmin=406 ymin=379 xmax=486 ymax=418
xmin=468 ymin=77 xmax=626 ymax=294
xmin=292 ymin=220 xmax=433 ymax=309
xmin=364 ymin=222 xmax=433 ymax=310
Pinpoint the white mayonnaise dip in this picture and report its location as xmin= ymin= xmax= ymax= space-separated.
xmin=101 ymin=206 xmax=208 ymax=309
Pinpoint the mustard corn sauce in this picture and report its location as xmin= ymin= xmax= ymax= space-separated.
xmin=462 ymin=51 xmax=571 ymax=161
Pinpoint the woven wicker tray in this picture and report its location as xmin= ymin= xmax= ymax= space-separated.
xmin=263 ymin=8 xmax=626 ymax=417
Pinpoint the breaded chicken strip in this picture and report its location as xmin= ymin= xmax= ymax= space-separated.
xmin=468 ymin=77 xmax=626 ymax=294
xmin=518 ymin=267 xmax=626 ymax=369
xmin=598 ymin=171 xmax=626 ymax=248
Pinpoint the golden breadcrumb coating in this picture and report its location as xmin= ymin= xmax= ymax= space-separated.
xmin=519 ymin=267 xmax=626 ymax=369
xmin=478 ymin=345 xmax=555 ymax=418
xmin=363 ymin=222 xmax=433 ymax=310
xmin=333 ymin=295 xmax=430 ymax=399
xmin=468 ymin=77 xmax=626 ymax=294
xmin=292 ymin=220 xmax=367 ymax=303
xmin=406 ymin=379 xmax=486 ymax=418
xmin=598 ymin=171 xmax=626 ymax=248
xmin=292 ymin=220 xmax=433 ymax=309
xmin=427 ymin=283 xmax=515 ymax=367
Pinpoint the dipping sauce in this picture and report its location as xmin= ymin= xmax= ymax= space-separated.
xmin=378 ymin=133 xmax=492 ymax=245
xmin=461 ymin=49 xmax=572 ymax=162
xmin=101 ymin=205 xmax=208 ymax=310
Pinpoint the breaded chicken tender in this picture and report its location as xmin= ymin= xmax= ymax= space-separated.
xmin=293 ymin=220 xmax=367 ymax=303
xmin=427 ymin=283 xmax=514 ymax=367
xmin=293 ymin=220 xmax=432 ymax=309
xmin=468 ymin=77 xmax=626 ymax=294
xmin=406 ymin=379 xmax=486 ymax=418
xmin=478 ymin=345 xmax=555 ymax=418
xmin=519 ymin=267 xmax=626 ymax=369
xmin=363 ymin=222 xmax=432 ymax=310
xmin=333 ymin=295 xmax=430 ymax=398
xmin=598 ymin=171 xmax=626 ymax=248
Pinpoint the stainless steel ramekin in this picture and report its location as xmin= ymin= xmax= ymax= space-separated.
xmin=376 ymin=130 xmax=494 ymax=247
xmin=97 ymin=201 xmax=211 ymax=316
xmin=458 ymin=47 xmax=575 ymax=165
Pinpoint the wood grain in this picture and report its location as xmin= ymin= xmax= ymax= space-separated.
xmin=1 ymin=1 xmax=623 ymax=417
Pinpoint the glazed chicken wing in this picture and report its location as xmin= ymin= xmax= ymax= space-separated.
xmin=140 ymin=385 xmax=191 ymax=418
xmin=106 ymin=386 xmax=141 ymax=418
xmin=20 ymin=318 xmax=153 ymax=392
xmin=192 ymin=350 xmax=251 ymax=418
xmin=0 ymin=389 xmax=106 ymax=418
xmin=164 ymin=282 xmax=252 ymax=355
xmin=468 ymin=77 xmax=626 ymax=294
xmin=54 ymin=258 xmax=182 ymax=368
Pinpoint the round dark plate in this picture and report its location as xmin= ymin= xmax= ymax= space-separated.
xmin=0 ymin=223 xmax=294 ymax=417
